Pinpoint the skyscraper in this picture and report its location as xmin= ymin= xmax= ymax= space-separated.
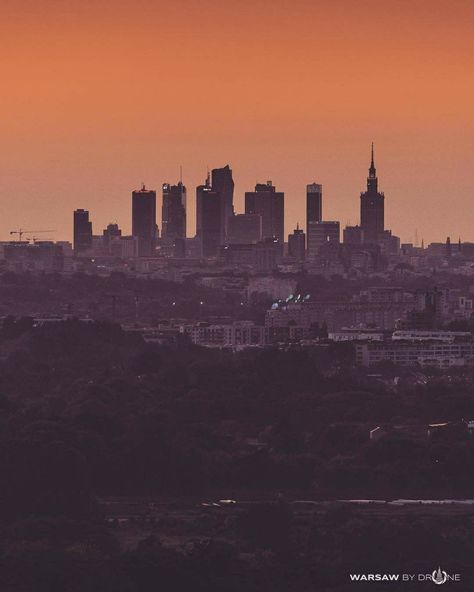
xmin=103 ymin=223 xmax=122 ymax=244
xmin=307 ymin=221 xmax=340 ymax=260
xmin=161 ymin=182 xmax=186 ymax=241
xmin=360 ymin=144 xmax=384 ymax=243
xmin=245 ymin=181 xmax=284 ymax=247
xmin=196 ymin=175 xmax=222 ymax=258
xmin=288 ymin=225 xmax=306 ymax=261
xmin=73 ymin=209 xmax=93 ymax=254
xmin=306 ymin=183 xmax=322 ymax=237
xmin=132 ymin=184 xmax=157 ymax=257
xmin=211 ymin=165 xmax=234 ymax=242
xmin=343 ymin=225 xmax=364 ymax=245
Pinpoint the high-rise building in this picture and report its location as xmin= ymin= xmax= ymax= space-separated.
xmin=132 ymin=184 xmax=157 ymax=257
xmin=196 ymin=175 xmax=222 ymax=258
xmin=103 ymin=223 xmax=122 ymax=246
xmin=73 ymin=209 xmax=93 ymax=254
xmin=306 ymin=183 xmax=322 ymax=237
xmin=343 ymin=225 xmax=365 ymax=245
xmin=161 ymin=182 xmax=186 ymax=241
xmin=211 ymin=165 xmax=234 ymax=241
xmin=227 ymin=214 xmax=262 ymax=244
xmin=245 ymin=181 xmax=284 ymax=247
xmin=288 ymin=225 xmax=306 ymax=261
xmin=360 ymin=144 xmax=384 ymax=243
xmin=307 ymin=221 xmax=340 ymax=259
xmin=288 ymin=224 xmax=306 ymax=261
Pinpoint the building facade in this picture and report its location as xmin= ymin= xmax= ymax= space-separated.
xmin=307 ymin=221 xmax=340 ymax=259
xmin=161 ymin=182 xmax=186 ymax=241
xmin=196 ymin=178 xmax=222 ymax=258
xmin=360 ymin=144 xmax=385 ymax=243
xmin=211 ymin=165 xmax=234 ymax=242
xmin=132 ymin=184 xmax=157 ymax=257
xmin=306 ymin=183 xmax=322 ymax=237
xmin=245 ymin=181 xmax=284 ymax=247
xmin=73 ymin=209 xmax=93 ymax=254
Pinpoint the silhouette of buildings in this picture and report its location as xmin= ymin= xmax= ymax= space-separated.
xmin=103 ymin=223 xmax=122 ymax=247
xmin=306 ymin=183 xmax=322 ymax=237
xmin=161 ymin=182 xmax=186 ymax=241
xmin=245 ymin=181 xmax=284 ymax=249
xmin=360 ymin=143 xmax=384 ymax=243
xmin=307 ymin=220 xmax=340 ymax=259
xmin=343 ymin=225 xmax=365 ymax=245
xmin=196 ymin=174 xmax=222 ymax=258
xmin=211 ymin=165 xmax=234 ymax=242
xmin=73 ymin=209 xmax=93 ymax=254
xmin=288 ymin=225 xmax=306 ymax=261
xmin=132 ymin=184 xmax=157 ymax=257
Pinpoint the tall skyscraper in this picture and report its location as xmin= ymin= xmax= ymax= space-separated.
xmin=306 ymin=183 xmax=322 ymax=237
xmin=132 ymin=184 xmax=157 ymax=257
xmin=161 ymin=182 xmax=186 ymax=241
xmin=360 ymin=144 xmax=384 ymax=243
xmin=196 ymin=175 xmax=222 ymax=258
xmin=245 ymin=181 xmax=284 ymax=247
xmin=73 ymin=209 xmax=93 ymax=254
xmin=211 ymin=165 xmax=234 ymax=242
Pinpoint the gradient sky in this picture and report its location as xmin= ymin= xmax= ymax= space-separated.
xmin=1 ymin=0 xmax=473 ymax=244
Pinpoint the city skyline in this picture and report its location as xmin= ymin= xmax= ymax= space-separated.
xmin=3 ymin=2 xmax=474 ymax=588
xmin=1 ymin=0 xmax=473 ymax=244
xmin=0 ymin=147 xmax=474 ymax=244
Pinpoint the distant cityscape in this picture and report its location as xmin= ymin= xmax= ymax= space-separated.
xmin=70 ymin=145 xmax=403 ymax=268
xmin=2 ymin=144 xmax=465 ymax=277
xmin=3 ymin=145 xmax=474 ymax=370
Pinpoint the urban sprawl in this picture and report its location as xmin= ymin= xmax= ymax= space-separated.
xmin=4 ymin=146 xmax=474 ymax=368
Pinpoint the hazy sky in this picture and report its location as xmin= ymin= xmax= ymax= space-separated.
xmin=1 ymin=0 xmax=473 ymax=243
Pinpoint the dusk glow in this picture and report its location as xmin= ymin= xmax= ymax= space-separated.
xmin=1 ymin=0 xmax=473 ymax=243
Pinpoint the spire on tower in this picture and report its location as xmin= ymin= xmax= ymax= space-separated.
xmin=366 ymin=142 xmax=378 ymax=192
xmin=368 ymin=142 xmax=376 ymax=179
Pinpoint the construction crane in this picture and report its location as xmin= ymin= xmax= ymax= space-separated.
xmin=10 ymin=229 xmax=56 ymax=242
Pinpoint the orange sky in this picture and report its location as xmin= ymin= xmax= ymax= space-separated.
xmin=0 ymin=0 xmax=473 ymax=244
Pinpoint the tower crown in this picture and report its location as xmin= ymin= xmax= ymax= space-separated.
xmin=367 ymin=142 xmax=378 ymax=192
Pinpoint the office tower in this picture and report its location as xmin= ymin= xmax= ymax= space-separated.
xmin=360 ymin=144 xmax=384 ymax=242
xmin=103 ymin=223 xmax=122 ymax=245
xmin=307 ymin=221 xmax=340 ymax=259
xmin=73 ymin=209 xmax=93 ymax=254
xmin=161 ymin=182 xmax=186 ymax=241
xmin=196 ymin=175 xmax=222 ymax=258
xmin=343 ymin=225 xmax=365 ymax=245
xmin=132 ymin=184 xmax=157 ymax=257
xmin=227 ymin=214 xmax=262 ymax=244
xmin=245 ymin=181 xmax=284 ymax=246
xmin=306 ymin=183 xmax=322 ymax=237
xmin=211 ymin=165 xmax=234 ymax=241
xmin=288 ymin=225 xmax=306 ymax=261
